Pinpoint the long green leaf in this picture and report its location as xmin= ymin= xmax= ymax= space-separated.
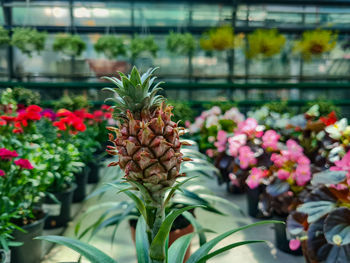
xmin=124 ymin=190 xmax=148 ymax=222
xmin=164 ymin=177 xmax=197 ymax=208
xmin=136 ymin=217 xmax=150 ymax=263
xmin=149 ymin=206 xmax=199 ymax=261
xmin=35 ymin=236 xmax=116 ymax=263
xmin=197 ymin=240 xmax=265 ymax=263
xmin=182 ymin=211 xmax=213 ymax=246
xmin=187 ymin=220 xmax=283 ymax=263
xmin=168 ymin=233 xmax=194 ymax=263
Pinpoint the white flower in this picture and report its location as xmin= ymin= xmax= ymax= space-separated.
xmin=325 ymin=118 xmax=348 ymax=139
xmin=223 ymin=107 xmax=245 ymax=124
xmin=206 ymin=115 xmax=219 ymax=128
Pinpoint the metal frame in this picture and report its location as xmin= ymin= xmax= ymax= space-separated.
xmin=2 ymin=0 xmax=350 ymax=82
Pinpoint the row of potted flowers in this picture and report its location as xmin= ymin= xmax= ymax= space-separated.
xmin=189 ymin=103 xmax=350 ymax=262
xmin=0 ymin=99 xmax=114 ymax=263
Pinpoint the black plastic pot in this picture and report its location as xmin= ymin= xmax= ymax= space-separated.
xmin=11 ymin=214 xmax=47 ymax=263
xmin=44 ymin=184 xmax=76 ymax=229
xmin=274 ymin=217 xmax=303 ymax=255
xmin=247 ymin=185 xmax=265 ymax=218
xmin=0 ymin=249 xmax=10 ymax=263
xmin=87 ymin=161 xmax=99 ymax=184
xmin=73 ymin=167 xmax=89 ymax=203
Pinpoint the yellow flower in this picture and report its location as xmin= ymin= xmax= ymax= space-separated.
xmin=200 ymin=25 xmax=241 ymax=51
xmin=293 ymin=29 xmax=337 ymax=61
xmin=246 ymin=29 xmax=286 ymax=59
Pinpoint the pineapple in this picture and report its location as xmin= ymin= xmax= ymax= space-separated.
xmin=105 ymin=67 xmax=188 ymax=194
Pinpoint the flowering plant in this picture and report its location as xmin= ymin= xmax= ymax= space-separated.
xmin=287 ymin=165 xmax=350 ymax=262
xmin=199 ymin=25 xmax=242 ymax=51
xmin=188 ymin=106 xmax=244 ymax=153
xmin=293 ymin=29 xmax=337 ymax=61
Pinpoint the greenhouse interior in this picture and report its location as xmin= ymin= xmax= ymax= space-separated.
xmin=1 ymin=0 xmax=350 ymax=263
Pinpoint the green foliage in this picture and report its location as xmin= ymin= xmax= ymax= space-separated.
xmin=94 ymin=35 xmax=126 ymax=59
xmin=12 ymin=87 xmax=41 ymax=106
xmin=129 ymin=35 xmax=159 ymax=59
xmin=0 ymin=26 xmax=10 ymax=46
xmin=54 ymin=95 xmax=91 ymax=111
xmin=166 ymin=32 xmax=196 ymax=55
xmin=302 ymin=101 xmax=341 ymax=117
xmin=167 ymin=100 xmax=194 ymax=125
xmin=11 ymin=27 xmax=46 ymax=56
xmin=263 ymin=101 xmax=291 ymax=114
xmin=53 ymin=34 xmax=86 ymax=57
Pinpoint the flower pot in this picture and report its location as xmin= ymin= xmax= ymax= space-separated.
xmin=11 ymin=213 xmax=47 ymax=263
xmin=87 ymin=59 xmax=128 ymax=78
xmin=73 ymin=167 xmax=89 ymax=203
xmin=87 ymin=161 xmax=99 ymax=184
xmin=301 ymin=241 xmax=319 ymax=263
xmin=273 ymin=217 xmax=303 ymax=255
xmin=44 ymin=183 xmax=77 ymax=229
xmin=130 ymin=223 xmax=194 ymax=263
xmin=0 ymin=249 xmax=10 ymax=263
xmin=246 ymin=185 xmax=267 ymax=218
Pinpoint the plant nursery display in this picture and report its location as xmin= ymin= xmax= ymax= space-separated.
xmin=0 ymin=27 xmax=10 ymax=47
xmin=11 ymin=27 xmax=47 ymax=57
xmin=166 ymin=32 xmax=197 ymax=56
xmin=94 ymin=35 xmax=127 ymax=59
xmin=53 ymin=34 xmax=86 ymax=57
xmin=130 ymin=35 xmax=159 ymax=60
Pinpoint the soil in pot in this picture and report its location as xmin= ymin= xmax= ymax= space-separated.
xmin=73 ymin=167 xmax=89 ymax=203
xmin=129 ymin=214 xmax=194 ymax=262
xmin=87 ymin=161 xmax=99 ymax=184
xmin=44 ymin=183 xmax=77 ymax=229
xmin=273 ymin=217 xmax=303 ymax=256
xmin=11 ymin=211 xmax=46 ymax=263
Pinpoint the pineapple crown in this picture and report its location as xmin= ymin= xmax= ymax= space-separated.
xmin=103 ymin=66 xmax=165 ymax=117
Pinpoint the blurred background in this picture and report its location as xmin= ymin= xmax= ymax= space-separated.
xmin=1 ymin=0 xmax=350 ymax=115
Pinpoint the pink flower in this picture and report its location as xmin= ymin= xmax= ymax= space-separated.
xmin=271 ymin=153 xmax=287 ymax=168
xmin=294 ymin=164 xmax=311 ymax=186
xmin=262 ymin=130 xmax=280 ymax=150
xmin=228 ymin=134 xmax=247 ymax=157
xmin=214 ymin=130 xmax=227 ymax=152
xmin=277 ymin=169 xmax=290 ymax=180
xmin=206 ymin=149 xmax=214 ymax=158
xmin=0 ymin=170 xmax=5 ymax=177
xmin=238 ymin=146 xmax=257 ymax=169
xmin=236 ymin=118 xmax=259 ymax=137
xmin=246 ymin=167 xmax=266 ymax=189
xmin=0 ymin=148 xmax=18 ymax=160
xmin=185 ymin=120 xmax=190 ymax=128
xmin=223 ymin=108 xmax=244 ymax=124
xmin=229 ymin=173 xmax=240 ymax=186
xmin=297 ymin=156 xmax=310 ymax=165
xmin=14 ymin=159 xmax=34 ymax=170
xmin=289 ymin=239 xmax=301 ymax=251
xmin=285 ymin=139 xmax=304 ymax=162
xmin=330 ymin=151 xmax=350 ymax=185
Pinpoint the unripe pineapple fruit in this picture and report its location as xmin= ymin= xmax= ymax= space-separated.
xmin=105 ymin=67 xmax=188 ymax=192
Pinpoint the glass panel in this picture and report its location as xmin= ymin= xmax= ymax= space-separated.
xmin=134 ymin=3 xmax=188 ymax=27
xmin=191 ymin=4 xmax=233 ymax=27
xmin=12 ymin=6 xmax=69 ymax=26
xmin=73 ymin=2 xmax=131 ymax=26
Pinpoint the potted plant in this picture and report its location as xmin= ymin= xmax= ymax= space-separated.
xmin=245 ymin=29 xmax=286 ymax=76
xmin=129 ymin=35 xmax=158 ymax=71
xmin=11 ymin=27 xmax=46 ymax=57
xmin=53 ymin=34 xmax=88 ymax=77
xmin=166 ymin=32 xmax=196 ymax=79
xmin=199 ymin=25 xmax=243 ymax=80
xmin=287 ymin=167 xmax=350 ymax=263
xmin=37 ymin=66 xmax=281 ymax=263
xmin=89 ymin=35 xmax=128 ymax=77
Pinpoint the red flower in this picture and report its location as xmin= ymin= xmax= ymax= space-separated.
xmin=53 ymin=121 xmax=67 ymax=131
xmin=26 ymin=105 xmax=42 ymax=112
xmin=320 ymin=111 xmax=337 ymax=126
xmin=0 ymin=169 xmax=5 ymax=176
xmin=13 ymin=127 xmax=23 ymax=133
xmin=57 ymin=109 xmax=72 ymax=117
xmin=14 ymin=159 xmax=34 ymax=169
xmin=0 ymin=148 xmax=18 ymax=160
xmin=1 ymin=116 xmax=15 ymax=122
xmin=0 ymin=120 xmax=6 ymax=126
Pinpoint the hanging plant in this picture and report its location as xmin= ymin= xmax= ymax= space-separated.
xmin=166 ymin=32 xmax=196 ymax=55
xmin=199 ymin=25 xmax=242 ymax=52
xmin=294 ymin=29 xmax=337 ymax=61
xmin=94 ymin=35 xmax=126 ymax=59
xmin=129 ymin=35 xmax=158 ymax=60
xmin=246 ymin=29 xmax=286 ymax=59
xmin=53 ymin=34 xmax=86 ymax=57
xmin=0 ymin=26 xmax=10 ymax=47
xmin=11 ymin=27 xmax=46 ymax=56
